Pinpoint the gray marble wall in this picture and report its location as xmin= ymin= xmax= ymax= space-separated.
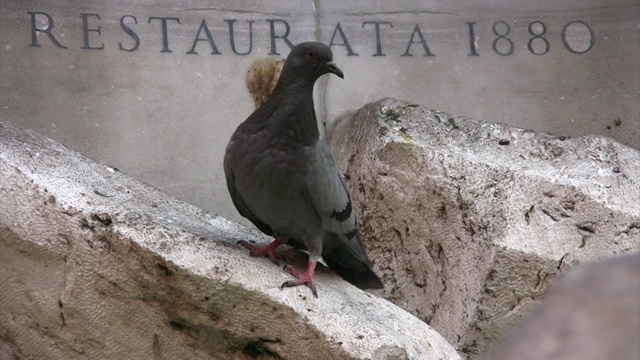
xmin=1 ymin=0 xmax=638 ymax=224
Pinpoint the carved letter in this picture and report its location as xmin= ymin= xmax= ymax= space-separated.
xmin=81 ymin=13 xmax=104 ymax=50
xmin=119 ymin=15 xmax=140 ymax=52
xmin=27 ymin=11 xmax=67 ymax=49
xmin=329 ymin=23 xmax=358 ymax=56
xmin=401 ymin=24 xmax=434 ymax=57
xmin=187 ymin=20 xmax=221 ymax=55
xmin=466 ymin=22 xmax=479 ymax=56
xmin=266 ymin=19 xmax=294 ymax=55
xmin=362 ymin=21 xmax=393 ymax=56
xmin=226 ymin=20 xmax=253 ymax=55
xmin=148 ymin=17 xmax=180 ymax=53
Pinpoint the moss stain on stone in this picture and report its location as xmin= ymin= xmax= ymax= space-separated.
xmin=398 ymin=126 xmax=413 ymax=141
xmin=380 ymin=106 xmax=400 ymax=122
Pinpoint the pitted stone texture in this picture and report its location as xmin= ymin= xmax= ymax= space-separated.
xmin=0 ymin=120 xmax=461 ymax=360
xmin=328 ymin=98 xmax=640 ymax=359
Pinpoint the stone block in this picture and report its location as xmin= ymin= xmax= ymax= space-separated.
xmin=329 ymin=98 xmax=640 ymax=358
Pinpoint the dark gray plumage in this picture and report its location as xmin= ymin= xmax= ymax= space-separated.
xmin=224 ymin=42 xmax=382 ymax=296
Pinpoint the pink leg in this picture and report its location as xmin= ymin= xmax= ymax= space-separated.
xmin=238 ymin=236 xmax=286 ymax=264
xmin=281 ymin=260 xmax=318 ymax=298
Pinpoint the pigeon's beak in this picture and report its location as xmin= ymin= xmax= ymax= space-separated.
xmin=326 ymin=61 xmax=344 ymax=79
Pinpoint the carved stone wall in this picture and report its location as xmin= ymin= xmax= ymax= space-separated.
xmin=1 ymin=0 xmax=638 ymax=226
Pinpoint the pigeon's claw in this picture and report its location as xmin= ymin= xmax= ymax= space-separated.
xmin=281 ymin=261 xmax=318 ymax=298
xmin=238 ymin=237 xmax=285 ymax=264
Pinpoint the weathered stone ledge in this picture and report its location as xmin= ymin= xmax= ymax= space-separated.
xmin=0 ymin=120 xmax=460 ymax=360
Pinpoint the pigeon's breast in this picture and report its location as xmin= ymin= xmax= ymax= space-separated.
xmin=231 ymin=133 xmax=322 ymax=239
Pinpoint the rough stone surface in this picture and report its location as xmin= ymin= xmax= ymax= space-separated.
xmin=0 ymin=120 xmax=462 ymax=360
xmin=329 ymin=98 xmax=640 ymax=359
xmin=487 ymin=253 xmax=640 ymax=360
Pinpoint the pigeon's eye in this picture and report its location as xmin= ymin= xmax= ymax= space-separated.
xmin=306 ymin=51 xmax=316 ymax=59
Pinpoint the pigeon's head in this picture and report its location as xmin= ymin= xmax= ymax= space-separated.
xmin=280 ymin=42 xmax=344 ymax=84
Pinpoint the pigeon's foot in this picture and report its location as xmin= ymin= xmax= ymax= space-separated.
xmin=281 ymin=261 xmax=318 ymax=297
xmin=238 ymin=236 xmax=286 ymax=264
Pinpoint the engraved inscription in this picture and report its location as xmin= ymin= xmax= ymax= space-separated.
xmin=26 ymin=12 xmax=596 ymax=57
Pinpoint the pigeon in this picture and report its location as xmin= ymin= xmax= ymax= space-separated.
xmin=224 ymin=42 xmax=383 ymax=297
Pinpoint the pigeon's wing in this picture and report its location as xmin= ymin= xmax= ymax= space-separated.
xmin=224 ymin=148 xmax=274 ymax=237
xmin=302 ymin=141 xmax=382 ymax=288
xmin=302 ymin=142 xmax=359 ymax=244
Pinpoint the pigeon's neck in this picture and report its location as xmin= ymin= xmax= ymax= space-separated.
xmin=268 ymin=80 xmax=320 ymax=144
xmin=274 ymin=76 xmax=316 ymax=96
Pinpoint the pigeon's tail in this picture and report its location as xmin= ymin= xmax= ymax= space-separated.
xmin=321 ymin=230 xmax=383 ymax=289
xmin=324 ymin=255 xmax=383 ymax=289
xmin=320 ymin=236 xmax=383 ymax=290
